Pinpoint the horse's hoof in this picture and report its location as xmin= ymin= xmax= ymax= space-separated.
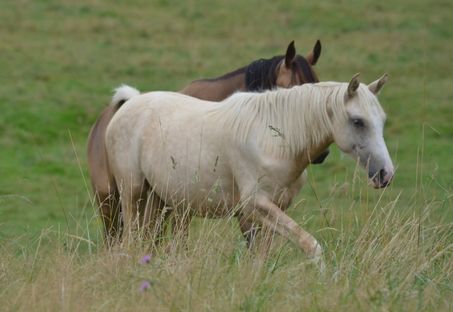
xmin=308 ymin=243 xmax=325 ymax=272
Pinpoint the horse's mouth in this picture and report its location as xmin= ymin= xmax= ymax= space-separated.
xmin=372 ymin=179 xmax=391 ymax=189
xmin=370 ymin=169 xmax=393 ymax=189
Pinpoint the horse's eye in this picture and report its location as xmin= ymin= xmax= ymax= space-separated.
xmin=352 ymin=118 xmax=365 ymax=128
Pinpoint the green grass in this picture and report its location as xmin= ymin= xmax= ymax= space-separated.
xmin=1 ymin=203 xmax=452 ymax=311
xmin=0 ymin=0 xmax=452 ymax=310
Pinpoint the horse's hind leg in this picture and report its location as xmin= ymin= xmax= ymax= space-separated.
xmin=97 ymin=188 xmax=122 ymax=245
xmin=117 ymin=176 xmax=149 ymax=244
xmin=117 ymin=177 xmax=169 ymax=246
xmin=238 ymin=215 xmax=274 ymax=256
xmin=238 ymin=215 xmax=260 ymax=248
xmin=140 ymin=185 xmax=169 ymax=245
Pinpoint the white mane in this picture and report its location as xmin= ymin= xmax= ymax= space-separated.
xmin=208 ymin=82 xmax=382 ymax=157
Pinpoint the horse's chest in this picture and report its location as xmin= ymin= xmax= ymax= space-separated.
xmin=255 ymin=157 xmax=306 ymax=206
xmin=260 ymin=157 xmax=303 ymax=186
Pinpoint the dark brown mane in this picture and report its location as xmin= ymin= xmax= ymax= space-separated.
xmin=245 ymin=56 xmax=284 ymax=91
xmin=197 ymin=54 xmax=318 ymax=91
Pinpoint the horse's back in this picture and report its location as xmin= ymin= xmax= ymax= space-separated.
xmin=180 ymin=80 xmax=241 ymax=101
xmin=106 ymin=90 xmax=215 ymax=174
xmin=109 ymin=91 xmax=218 ymax=131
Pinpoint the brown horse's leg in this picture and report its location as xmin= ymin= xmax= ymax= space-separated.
xmin=88 ymin=105 xmax=122 ymax=245
xmin=98 ymin=188 xmax=121 ymax=246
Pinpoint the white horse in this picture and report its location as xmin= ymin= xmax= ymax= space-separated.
xmin=105 ymin=73 xmax=394 ymax=262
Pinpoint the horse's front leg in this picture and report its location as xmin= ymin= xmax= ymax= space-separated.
xmin=243 ymin=196 xmax=323 ymax=264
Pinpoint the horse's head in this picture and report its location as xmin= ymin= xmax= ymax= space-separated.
xmin=332 ymin=73 xmax=394 ymax=188
xmin=245 ymin=40 xmax=321 ymax=92
xmin=275 ymin=40 xmax=321 ymax=88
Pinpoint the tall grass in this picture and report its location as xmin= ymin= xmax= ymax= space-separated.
xmin=2 ymin=112 xmax=451 ymax=311
xmin=1 ymin=182 xmax=451 ymax=311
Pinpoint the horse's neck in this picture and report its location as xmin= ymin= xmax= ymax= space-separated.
xmin=180 ymin=72 xmax=246 ymax=101
xmin=211 ymin=73 xmax=247 ymax=99
xmin=244 ymin=86 xmax=336 ymax=159
xmin=277 ymin=130 xmax=333 ymax=169
xmin=299 ymin=138 xmax=332 ymax=165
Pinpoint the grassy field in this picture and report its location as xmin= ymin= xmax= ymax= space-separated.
xmin=0 ymin=0 xmax=452 ymax=310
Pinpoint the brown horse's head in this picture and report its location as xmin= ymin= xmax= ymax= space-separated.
xmin=275 ymin=40 xmax=321 ymax=87
xmin=245 ymin=40 xmax=321 ymax=91
xmin=245 ymin=40 xmax=328 ymax=164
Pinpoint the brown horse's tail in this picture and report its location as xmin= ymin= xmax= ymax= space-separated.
xmin=87 ymin=84 xmax=140 ymax=244
xmin=111 ymin=84 xmax=140 ymax=108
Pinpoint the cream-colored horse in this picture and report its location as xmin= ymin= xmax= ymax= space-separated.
xmin=105 ymin=73 xmax=394 ymax=263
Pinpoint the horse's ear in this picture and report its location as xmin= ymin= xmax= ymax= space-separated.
xmin=368 ymin=73 xmax=389 ymax=95
xmin=346 ymin=73 xmax=361 ymax=99
xmin=306 ymin=40 xmax=321 ymax=65
xmin=285 ymin=41 xmax=296 ymax=68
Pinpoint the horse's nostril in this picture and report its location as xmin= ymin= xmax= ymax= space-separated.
xmin=379 ymin=169 xmax=387 ymax=182
xmin=371 ymin=168 xmax=390 ymax=188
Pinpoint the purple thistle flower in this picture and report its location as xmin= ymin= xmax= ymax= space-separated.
xmin=140 ymin=254 xmax=152 ymax=264
xmin=139 ymin=280 xmax=151 ymax=292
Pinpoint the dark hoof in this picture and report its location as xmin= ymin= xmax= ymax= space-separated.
xmin=311 ymin=149 xmax=330 ymax=165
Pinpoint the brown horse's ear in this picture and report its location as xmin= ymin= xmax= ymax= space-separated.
xmin=346 ymin=73 xmax=361 ymax=99
xmin=368 ymin=73 xmax=389 ymax=95
xmin=306 ymin=40 xmax=321 ymax=65
xmin=285 ymin=41 xmax=296 ymax=68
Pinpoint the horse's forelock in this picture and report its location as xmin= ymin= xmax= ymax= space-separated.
xmin=293 ymin=55 xmax=318 ymax=84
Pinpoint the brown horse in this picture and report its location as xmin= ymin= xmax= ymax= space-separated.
xmin=87 ymin=40 xmax=326 ymax=244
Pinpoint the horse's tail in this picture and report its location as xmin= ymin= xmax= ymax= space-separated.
xmin=87 ymin=84 xmax=139 ymax=244
xmin=111 ymin=84 xmax=140 ymax=108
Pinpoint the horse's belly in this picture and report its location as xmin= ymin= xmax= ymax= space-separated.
xmin=152 ymin=177 xmax=237 ymax=218
xmin=145 ymin=153 xmax=238 ymax=218
xmin=139 ymin=115 xmax=239 ymax=216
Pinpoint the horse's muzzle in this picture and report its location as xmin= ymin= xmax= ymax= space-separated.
xmin=370 ymin=167 xmax=394 ymax=188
